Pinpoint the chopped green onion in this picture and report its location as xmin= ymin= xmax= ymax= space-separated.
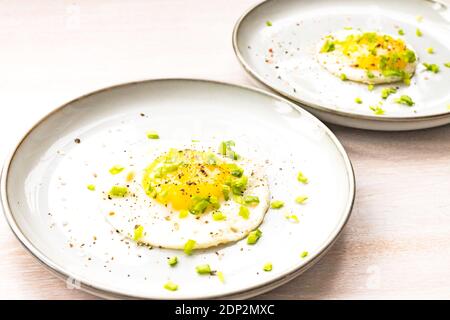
xmin=340 ymin=73 xmax=347 ymax=81
xmin=146 ymin=131 xmax=160 ymax=139
xmin=133 ymin=225 xmax=144 ymax=241
xmin=423 ymin=63 xmax=440 ymax=73
xmin=263 ymin=263 xmax=273 ymax=272
xmin=285 ymin=213 xmax=299 ymax=223
xmin=297 ymin=171 xmax=308 ymax=184
xmin=219 ymin=140 xmax=239 ymax=160
xmin=416 ymin=28 xmax=423 ymax=37
xmin=244 ymin=195 xmax=260 ymax=206
xmin=164 ymin=281 xmax=178 ymax=291
xmin=239 ymin=206 xmax=250 ymax=220
xmin=184 ymin=239 xmax=196 ymax=255
xmin=212 ymin=211 xmax=226 ymax=221
xmin=295 ymin=196 xmax=308 ymax=204
xmin=321 ymin=40 xmax=335 ymax=53
xmin=109 ymin=165 xmax=124 ymax=175
xmin=395 ymin=95 xmax=415 ymax=106
xmin=270 ymin=200 xmax=284 ymax=209
xmin=222 ymin=185 xmax=231 ymax=201
xmin=230 ymin=175 xmax=248 ymax=195
xmin=217 ymin=271 xmax=225 ymax=283
xmin=355 ymin=97 xmax=362 ymax=104
xmin=109 ymin=185 xmax=128 ymax=197
xmin=444 ymin=62 xmax=450 ymax=68
xmin=87 ymin=184 xmax=96 ymax=191
xmin=381 ymin=87 xmax=397 ymax=99
xmin=196 ymin=264 xmax=212 ymax=275
xmin=179 ymin=209 xmax=189 ymax=219
xmin=300 ymin=251 xmax=309 ymax=258
xmin=247 ymin=229 xmax=262 ymax=245
xmin=368 ymin=84 xmax=375 ymax=91
xmin=366 ymin=71 xmax=375 ymax=79
xmin=167 ymin=256 xmax=178 ymax=267
xmin=266 ymin=21 xmax=272 ymax=27
xmin=426 ymin=47 xmax=434 ymax=54
xmin=370 ymin=105 xmax=385 ymax=115
xmin=398 ymin=29 xmax=405 ymax=35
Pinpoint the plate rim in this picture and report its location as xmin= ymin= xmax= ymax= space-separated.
xmin=232 ymin=0 xmax=450 ymax=123
xmin=0 ymin=78 xmax=355 ymax=299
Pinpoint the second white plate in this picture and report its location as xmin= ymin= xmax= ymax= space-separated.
xmin=233 ymin=0 xmax=450 ymax=130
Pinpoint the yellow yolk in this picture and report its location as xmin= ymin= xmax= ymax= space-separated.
xmin=142 ymin=149 xmax=241 ymax=212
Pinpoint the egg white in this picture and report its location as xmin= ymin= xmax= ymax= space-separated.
xmin=317 ymin=30 xmax=418 ymax=84
xmin=104 ymin=149 xmax=270 ymax=250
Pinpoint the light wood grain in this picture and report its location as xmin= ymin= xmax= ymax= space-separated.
xmin=0 ymin=0 xmax=449 ymax=300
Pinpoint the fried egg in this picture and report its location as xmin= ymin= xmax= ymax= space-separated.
xmin=317 ymin=30 xmax=418 ymax=84
xmin=105 ymin=147 xmax=270 ymax=250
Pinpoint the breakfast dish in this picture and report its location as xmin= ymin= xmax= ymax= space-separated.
xmin=233 ymin=0 xmax=450 ymax=130
xmin=1 ymin=79 xmax=354 ymax=299
xmin=317 ymin=30 xmax=418 ymax=85
xmin=107 ymin=145 xmax=270 ymax=250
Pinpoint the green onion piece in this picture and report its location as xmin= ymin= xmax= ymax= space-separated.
xmin=368 ymin=84 xmax=375 ymax=91
xmin=266 ymin=21 xmax=272 ymax=27
xmin=109 ymin=185 xmax=128 ymax=197
xmin=320 ymin=40 xmax=335 ymax=53
xmin=189 ymin=198 xmax=210 ymax=215
xmin=239 ymin=206 xmax=250 ymax=220
xmin=167 ymin=256 xmax=178 ymax=267
xmin=366 ymin=71 xmax=375 ymax=79
xmin=416 ymin=28 xmax=423 ymax=37
xmin=179 ymin=209 xmax=189 ymax=219
xmin=300 ymin=251 xmax=309 ymax=258
xmin=370 ymin=105 xmax=385 ymax=115
xmin=109 ymin=165 xmax=124 ymax=175
xmin=355 ymin=97 xmax=362 ymax=104
xmin=209 ymin=196 xmax=220 ymax=209
xmin=226 ymin=163 xmax=244 ymax=177
xmin=423 ymin=63 xmax=440 ymax=73
xmin=222 ymin=185 xmax=231 ymax=201
xmin=244 ymin=195 xmax=260 ymax=206
xmin=297 ymin=171 xmax=308 ymax=184
xmin=398 ymin=29 xmax=405 ymax=35
xmin=295 ymin=196 xmax=308 ymax=204
xmin=87 ymin=184 xmax=96 ymax=191
xmin=230 ymin=175 xmax=248 ymax=195
xmin=184 ymin=239 xmax=196 ymax=255
xmin=146 ymin=131 xmax=159 ymax=139
xmin=381 ymin=87 xmax=397 ymax=99
xmin=395 ymin=95 xmax=415 ymax=106
xmin=196 ymin=264 xmax=212 ymax=275
xmin=340 ymin=73 xmax=347 ymax=81
xmin=263 ymin=263 xmax=273 ymax=272
xmin=426 ymin=47 xmax=434 ymax=54
xmin=270 ymin=200 xmax=284 ymax=209
xmin=247 ymin=229 xmax=262 ymax=245
xmin=217 ymin=271 xmax=225 ymax=283
xmin=285 ymin=214 xmax=300 ymax=223
xmin=212 ymin=211 xmax=226 ymax=221
xmin=133 ymin=225 xmax=144 ymax=241
xmin=218 ymin=140 xmax=239 ymax=160
xmin=164 ymin=281 xmax=178 ymax=291
xmin=444 ymin=62 xmax=450 ymax=68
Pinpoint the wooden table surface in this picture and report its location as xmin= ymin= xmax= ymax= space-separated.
xmin=1 ymin=0 xmax=449 ymax=300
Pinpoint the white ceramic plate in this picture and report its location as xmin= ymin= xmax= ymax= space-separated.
xmin=1 ymin=79 xmax=354 ymax=299
xmin=233 ymin=0 xmax=450 ymax=130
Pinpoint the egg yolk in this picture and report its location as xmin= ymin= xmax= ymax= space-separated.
xmin=321 ymin=32 xmax=416 ymax=76
xmin=142 ymin=149 xmax=245 ymax=212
